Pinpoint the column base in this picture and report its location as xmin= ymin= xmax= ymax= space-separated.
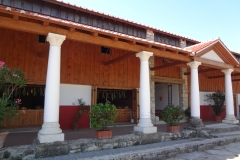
xmin=185 ymin=117 xmax=205 ymax=129
xmin=222 ymin=115 xmax=239 ymax=124
xmin=134 ymin=118 xmax=157 ymax=133
xmin=222 ymin=119 xmax=239 ymax=124
xmin=38 ymin=132 xmax=64 ymax=143
xmin=134 ymin=126 xmax=157 ymax=133
xmin=38 ymin=122 xmax=64 ymax=143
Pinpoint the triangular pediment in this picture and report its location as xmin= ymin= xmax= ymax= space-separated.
xmin=185 ymin=38 xmax=239 ymax=67
xmin=200 ymin=50 xmax=224 ymax=63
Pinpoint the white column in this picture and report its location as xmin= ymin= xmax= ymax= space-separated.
xmin=38 ymin=33 xmax=66 ymax=143
xmin=187 ymin=61 xmax=201 ymax=118
xmin=134 ymin=51 xmax=157 ymax=133
xmin=222 ymin=69 xmax=239 ymax=124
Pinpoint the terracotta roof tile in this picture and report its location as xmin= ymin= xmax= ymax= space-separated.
xmin=47 ymin=0 xmax=200 ymax=43
xmin=1 ymin=5 xmax=190 ymax=54
xmin=185 ymin=38 xmax=219 ymax=53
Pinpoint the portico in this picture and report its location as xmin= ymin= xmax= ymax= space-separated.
xmin=185 ymin=38 xmax=239 ymax=125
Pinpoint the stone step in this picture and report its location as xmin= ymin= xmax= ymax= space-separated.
xmin=77 ymin=135 xmax=240 ymax=160
xmin=1 ymin=123 xmax=240 ymax=159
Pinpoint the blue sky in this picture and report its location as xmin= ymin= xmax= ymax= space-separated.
xmin=63 ymin=0 xmax=240 ymax=53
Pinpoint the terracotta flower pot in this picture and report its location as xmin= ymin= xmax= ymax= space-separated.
xmin=215 ymin=116 xmax=222 ymax=122
xmin=0 ymin=132 xmax=9 ymax=149
xmin=167 ymin=125 xmax=180 ymax=132
xmin=95 ymin=130 xmax=112 ymax=140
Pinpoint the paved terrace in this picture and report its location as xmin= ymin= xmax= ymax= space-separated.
xmin=1 ymin=121 xmax=218 ymax=147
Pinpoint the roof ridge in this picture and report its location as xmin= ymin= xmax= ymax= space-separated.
xmin=185 ymin=38 xmax=219 ymax=50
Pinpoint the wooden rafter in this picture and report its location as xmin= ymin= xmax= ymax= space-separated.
xmin=13 ymin=15 xmax=19 ymax=20
xmin=193 ymin=57 xmax=234 ymax=69
xmin=232 ymin=79 xmax=240 ymax=82
xmin=151 ymin=76 xmax=184 ymax=84
xmin=43 ymin=21 xmax=49 ymax=26
xmin=104 ymin=52 xmax=136 ymax=66
xmin=69 ymin=27 xmax=75 ymax=32
xmin=150 ymin=61 xmax=183 ymax=71
xmin=184 ymin=68 xmax=217 ymax=75
xmin=208 ymin=73 xmax=240 ymax=79
xmin=0 ymin=15 xmax=192 ymax=62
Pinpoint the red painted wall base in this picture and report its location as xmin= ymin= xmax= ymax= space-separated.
xmin=200 ymin=105 xmax=226 ymax=121
xmin=59 ymin=106 xmax=90 ymax=130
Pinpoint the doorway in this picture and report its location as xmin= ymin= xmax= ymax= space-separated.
xmin=154 ymin=83 xmax=180 ymax=119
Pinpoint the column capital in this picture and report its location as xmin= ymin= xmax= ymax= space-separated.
xmin=136 ymin=51 xmax=153 ymax=61
xmin=222 ymin=69 xmax=234 ymax=75
xmin=187 ymin=61 xmax=201 ymax=69
xmin=47 ymin=33 xmax=66 ymax=47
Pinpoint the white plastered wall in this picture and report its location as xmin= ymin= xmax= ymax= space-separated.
xmin=59 ymin=84 xmax=92 ymax=106
xmin=155 ymin=83 xmax=179 ymax=110
xmin=201 ymin=50 xmax=224 ymax=63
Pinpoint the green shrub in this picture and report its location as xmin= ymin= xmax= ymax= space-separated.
xmin=162 ymin=105 xmax=184 ymax=126
xmin=90 ymin=101 xmax=118 ymax=131
xmin=205 ymin=90 xmax=225 ymax=116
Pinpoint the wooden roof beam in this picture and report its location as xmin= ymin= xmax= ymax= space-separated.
xmin=91 ymin=32 xmax=98 ymax=36
xmin=193 ymin=57 xmax=234 ymax=70
xmin=129 ymin=41 xmax=136 ymax=45
xmin=69 ymin=27 xmax=75 ymax=32
xmin=13 ymin=15 xmax=19 ymax=20
xmin=208 ymin=73 xmax=240 ymax=79
xmin=0 ymin=15 xmax=191 ymax=62
xmin=43 ymin=21 xmax=49 ymax=26
xmin=166 ymin=49 xmax=178 ymax=54
xmin=111 ymin=37 xmax=118 ymax=41
xmin=232 ymin=79 xmax=240 ymax=82
xmin=184 ymin=68 xmax=217 ymax=75
xmin=104 ymin=52 xmax=136 ymax=66
xmin=150 ymin=61 xmax=183 ymax=71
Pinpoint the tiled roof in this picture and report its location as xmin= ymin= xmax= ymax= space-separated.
xmin=231 ymin=51 xmax=240 ymax=55
xmin=184 ymin=38 xmax=219 ymax=53
xmin=1 ymin=5 xmax=190 ymax=53
xmin=45 ymin=0 xmax=200 ymax=43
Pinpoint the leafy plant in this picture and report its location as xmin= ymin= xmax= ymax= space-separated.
xmin=162 ymin=105 xmax=184 ymax=126
xmin=0 ymin=61 xmax=26 ymax=126
xmin=72 ymin=98 xmax=89 ymax=130
xmin=205 ymin=90 xmax=225 ymax=116
xmin=90 ymin=100 xmax=118 ymax=131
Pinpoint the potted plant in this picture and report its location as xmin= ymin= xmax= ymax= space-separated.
xmin=72 ymin=98 xmax=90 ymax=130
xmin=162 ymin=105 xmax=184 ymax=132
xmin=89 ymin=100 xmax=118 ymax=140
xmin=184 ymin=107 xmax=191 ymax=122
xmin=0 ymin=61 xmax=26 ymax=149
xmin=205 ymin=90 xmax=225 ymax=122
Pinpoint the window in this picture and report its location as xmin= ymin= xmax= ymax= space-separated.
xmin=101 ymin=46 xmax=111 ymax=54
xmin=38 ymin=35 xmax=46 ymax=44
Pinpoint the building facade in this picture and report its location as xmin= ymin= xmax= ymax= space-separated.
xmin=0 ymin=0 xmax=240 ymax=143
